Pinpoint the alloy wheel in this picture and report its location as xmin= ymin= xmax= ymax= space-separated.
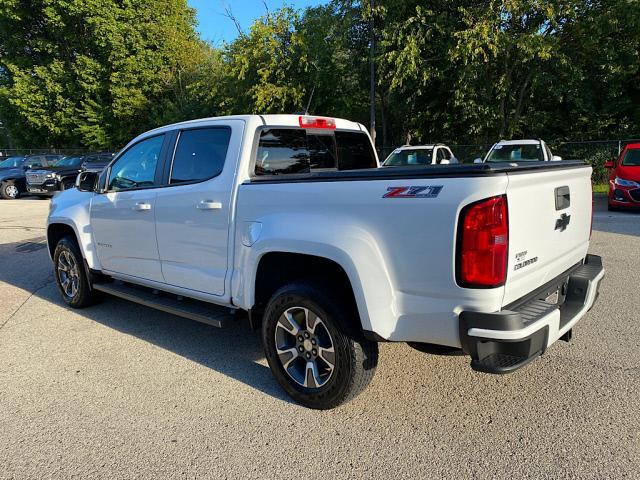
xmin=5 ymin=185 xmax=18 ymax=198
xmin=274 ymin=306 xmax=336 ymax=389
xmin=57 ymin=250 xmax=80 ymax=298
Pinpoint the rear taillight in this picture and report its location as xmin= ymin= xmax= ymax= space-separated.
xmin=456 ymin=195 xmax=509 ymax=288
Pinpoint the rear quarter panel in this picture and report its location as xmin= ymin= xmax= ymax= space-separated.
xmin=233 ymin=174 xmax=509 ymax=346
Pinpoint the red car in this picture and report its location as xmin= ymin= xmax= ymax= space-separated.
xmin=606 ymin=143 xmax=640 ymax=211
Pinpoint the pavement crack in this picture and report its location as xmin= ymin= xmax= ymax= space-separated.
xmin=0 ymin=276 xmax=55 ymax=332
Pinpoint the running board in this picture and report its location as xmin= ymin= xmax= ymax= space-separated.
xmin=93 ymin=282 xmax=233 ymax=328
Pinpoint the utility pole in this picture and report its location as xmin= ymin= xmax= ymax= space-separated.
xmin=368 ymin=0 xmax=376 ymax=146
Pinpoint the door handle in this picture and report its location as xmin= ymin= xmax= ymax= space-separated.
xmin=132 ymin=202 xmax=152 ymax=211
xmin=196 ymin=200 xmax=222 ymax=210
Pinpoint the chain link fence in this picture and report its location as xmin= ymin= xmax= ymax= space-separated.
xmin=0 ymin=148 xmax=88 ymax=158
xmin=378 ymin=139 xmax=639 ymax=185
xmin=2 ymin=140 xmax=638 ymax=186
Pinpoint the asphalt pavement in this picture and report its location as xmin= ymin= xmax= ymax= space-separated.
xmin=0 ymin=195 xmax=638 ymax=479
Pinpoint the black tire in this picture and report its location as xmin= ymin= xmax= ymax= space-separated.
xmin=607 ymin=203 xmax=619 ymax=212
xmin=262 ymin=282 xmax=378 ymax=409
xmin=0 ymin=181 xmax=20 ymax=199
xmin=53 ymin=236 xmax=97 ymax=308
xmin=61 ymin=180 xmax=75 ymax=191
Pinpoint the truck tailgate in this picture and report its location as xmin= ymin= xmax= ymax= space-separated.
xmin=503 ymin=165 xmax=593 ymax=306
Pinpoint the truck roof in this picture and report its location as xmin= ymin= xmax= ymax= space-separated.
xmin=495 ymin=139 xmax=543 ymax=146
xmin=146 ymin=114 xmax=365 ymax=135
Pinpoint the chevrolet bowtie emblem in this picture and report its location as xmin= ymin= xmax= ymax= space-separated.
xmin=555 ymin=213 xmax=571 ymax=232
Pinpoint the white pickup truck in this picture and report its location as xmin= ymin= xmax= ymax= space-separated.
xmin=47 ymin=115 xmax=604 ymax=409
xmin=477 ymin=139 xmax=562 ymax=163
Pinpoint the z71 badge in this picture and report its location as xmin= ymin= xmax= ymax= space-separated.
xmin=383 ymin=185 xmax=443 ymax=199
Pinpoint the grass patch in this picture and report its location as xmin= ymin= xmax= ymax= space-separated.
xmin=593 ymin=183 xmax=608 ymax=194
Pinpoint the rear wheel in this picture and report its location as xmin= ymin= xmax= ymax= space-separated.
xmin=0 ymin=181 xmax=20 ymax=199
xmin=53 ymin=236 xmax=98 ymax=308
xmin=262 ymin=282 xmax=378 ymax=409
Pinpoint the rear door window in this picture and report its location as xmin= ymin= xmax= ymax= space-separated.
xmin=255 ymin=129 xmax=376 ymax=175
xmin=170 ymin=127 xmax=232 ymax=184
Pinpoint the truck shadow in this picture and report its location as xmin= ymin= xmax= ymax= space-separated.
xmin=0 ymin=237 xmax=292 ymax=404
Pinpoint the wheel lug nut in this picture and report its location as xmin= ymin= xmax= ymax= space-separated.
xmin=304 ymin=332 xmax=310 ymax=339
xmin=297 ymin=335 xmax=303 ymax=342
xmin=298 ymin=346 xmax=304 ymax=352
xmin=311 ymin=339 xmax=317 ymax=345
xmin=312 ymin=349 xmax=317 ymax=356
xmin=305 ymin=353 xmax=311 ymax=359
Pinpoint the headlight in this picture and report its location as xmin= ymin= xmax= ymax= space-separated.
xmin=46 ymin=172 xmax=54 ymax=178
xmin=614 ymin=177 xmax=640 ymax=188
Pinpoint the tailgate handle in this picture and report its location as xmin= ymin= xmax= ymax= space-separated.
xmin=555 ymin=186 xmax=570 ymax=210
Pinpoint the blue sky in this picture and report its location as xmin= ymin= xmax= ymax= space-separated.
xmin=188 ymin=0 xmax=327 ymax=45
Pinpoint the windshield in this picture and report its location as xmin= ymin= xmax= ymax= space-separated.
xmin=52 ymin=156 xmax=83 ymax=167
xmin=486 ymin=144 xmax=544 ymax=162
xmin=383 ymin=148 xmax=433 ymax=166
xmin=621 ymin=149 xmax=640 ymax=166
xmin=0 ymin=156 xmax=24 ymax=169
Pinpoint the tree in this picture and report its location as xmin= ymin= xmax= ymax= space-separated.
xmin=0 ymin=0 xmax=205 ymax=149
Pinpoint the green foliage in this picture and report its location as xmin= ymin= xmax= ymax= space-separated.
xmin=0 ymin=0 xmax=204 ymax=148
xmin=0 ymin=0 xmax=638 ymax=150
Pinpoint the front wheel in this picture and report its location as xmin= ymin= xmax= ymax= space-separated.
xmin=262 ymin=282 xmax=378 ymax=409
xmin=0 ymin=181 xmax=20 ymax=199
xmin=53 ymin=236 xmax=98 ymax=308
xmin=61 ymin=180 xmax=75 ymax=191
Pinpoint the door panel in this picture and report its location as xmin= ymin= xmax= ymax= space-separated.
xmin=91 ymin=190 xmax=162 ymax=281
xmin=155 ymin=121 xmax=244 ymax=296
xmin=90 ymin=134 xmax=166 ymax=282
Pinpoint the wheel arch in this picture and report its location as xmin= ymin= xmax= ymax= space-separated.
xmin=47 ymin=223 xmax=80 ymax=260
xmin=250 ymin=251 xmax=367 ymax=337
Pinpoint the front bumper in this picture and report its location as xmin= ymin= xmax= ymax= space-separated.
xmin=459 ymin=254 xmax=604 ymax=374
xmin=609 ymin=185 xmax=640 ymax=207
xmin=27 ymin=181 xmax=59 ymax=195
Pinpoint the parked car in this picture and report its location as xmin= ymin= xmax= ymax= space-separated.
xmin=47 ymin=114 xmax=603 ymax=409
xmin=26 ymin=155 xmax=90 ymax=198
xmin=80 ymin=152 xmax=115 ymax=173
xmin=0 ymin=154 xmax=63 ymax=199
xmin=382 ymin=144 xmax=458 ymax=166
xmin=605 ymin=142 xmax=640 ymax=211
xmin=477 ymin=139 xmax=561 ymax=163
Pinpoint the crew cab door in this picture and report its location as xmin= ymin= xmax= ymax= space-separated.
xmin=154 ymin=121 xmax=243 ymax=297
xmin=90 ymin=134 xmax=168 ymax=282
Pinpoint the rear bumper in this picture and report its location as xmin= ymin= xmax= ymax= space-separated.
xmin=459 ymin=254 xmax=604 ymax=374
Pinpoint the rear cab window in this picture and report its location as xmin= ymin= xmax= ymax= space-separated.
xmin=254 ymin=128 xmax=376 ymax=176
xmin=170 ymin=127 xmax=232 ymax=184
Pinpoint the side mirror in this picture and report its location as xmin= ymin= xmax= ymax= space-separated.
xmin=551 ymin=155 xmax=562 ymax=161
xmin=604 ymin=160 xmax=614 ymax=169
xmin=76 ymin=171 xmax=98 ymax=192
xmin=473 ymin=158 xmax=483 ymax=164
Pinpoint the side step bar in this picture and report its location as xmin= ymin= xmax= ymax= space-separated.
xmin=93 ymin=282 xmax=234 ymax=328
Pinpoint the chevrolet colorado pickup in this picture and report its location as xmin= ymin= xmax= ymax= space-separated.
xmin=47 ymin=115 xmax=604 ymax=409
